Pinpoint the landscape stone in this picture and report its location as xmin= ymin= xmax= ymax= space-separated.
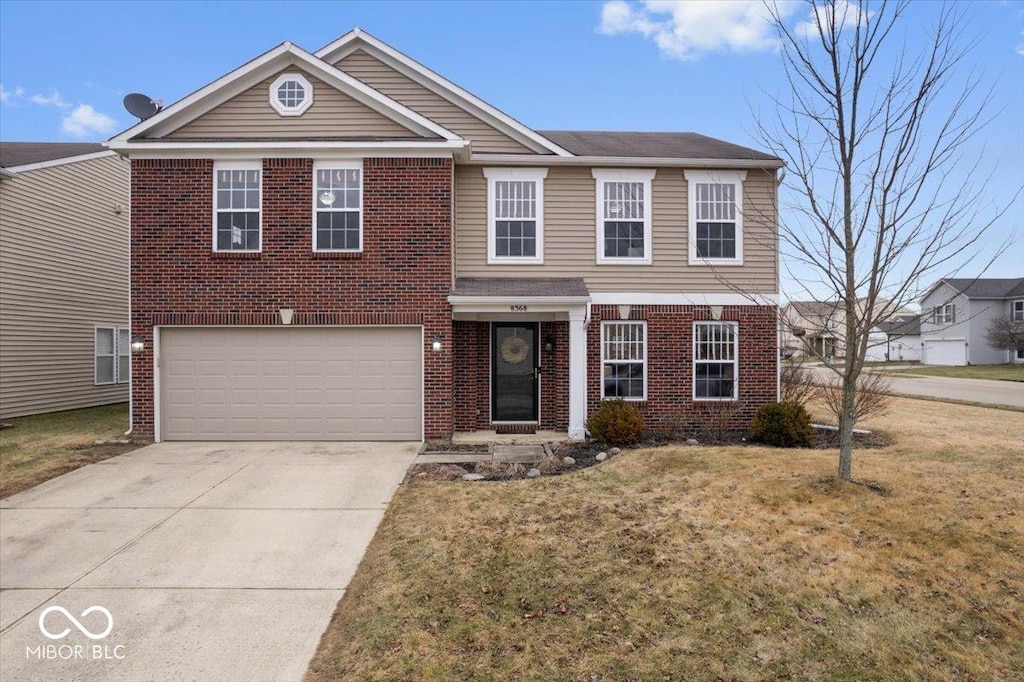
xmin=527 ymin=468 xmax=542 ymax=478
xmin=609 ymin=447 xmax=622 ymax=455
xmin=562 ymin=456 xmax=576 ymax=465
xmin=686 ymin=439 xmax=699 ymax=446
xmin=595 ymin=452 xmax=607 ymax=462
xmin=462 ymin=473 xmax=486 ymax=481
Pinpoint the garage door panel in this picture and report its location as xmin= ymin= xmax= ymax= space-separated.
xmin=924 ymin=339 xmax=966 ymax=366
xmin=161 ymin=327 xmax=422 ymax=441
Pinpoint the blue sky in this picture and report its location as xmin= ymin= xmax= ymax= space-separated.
xmin=1 ymin=0 xmax=1021 ymax=290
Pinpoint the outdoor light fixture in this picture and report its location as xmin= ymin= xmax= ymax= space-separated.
xmin=279 ymin=308 xmax=294 ymax=325
xmin=544 ymin=337 xmax=554 ymax=353
xmin=432 ymin=334 xmax=443 ymax=352
xmin=131 ymin=335 xmax=145 ymax=353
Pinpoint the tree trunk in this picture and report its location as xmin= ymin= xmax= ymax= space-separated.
xmin=837 ymin=377 xmax=856 ymax=481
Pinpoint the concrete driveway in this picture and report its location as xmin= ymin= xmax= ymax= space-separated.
xmin=808 ymin=366 xmax=1024 ymax=409
xmin=0 ymin=441 xmax=419 ymax=682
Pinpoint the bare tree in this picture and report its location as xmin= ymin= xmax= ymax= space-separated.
xmin=780 ymin=360 xmax=819 ymax=407
xmin=759 ymin=0 xmax=1015 ymax=481
xmin=819 ymin=371 xmax=892 ymax=427
xmin=985 ymin=316 xmax=1024 ymax=354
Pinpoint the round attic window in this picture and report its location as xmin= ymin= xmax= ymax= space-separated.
xmin=269 ymin=73 xmax=313 ymax=116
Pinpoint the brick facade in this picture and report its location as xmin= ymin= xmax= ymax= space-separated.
xmin=130 ymin=156 xmax=453 ymax=440
xmin=587 ymin=304 xmax=778 ymax=434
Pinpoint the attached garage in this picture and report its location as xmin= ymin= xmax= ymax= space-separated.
xmin=922 ymin=339 xmax=967 ymax=366
xmin=159 ymin=327 xmax=422 ymax=441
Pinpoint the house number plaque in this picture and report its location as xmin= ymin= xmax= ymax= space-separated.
xmin=510 ymin=305 xmax=528 ymax=312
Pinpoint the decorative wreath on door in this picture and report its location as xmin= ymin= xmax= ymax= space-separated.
xmin=500 ymin=335 xmax=530 ymax=364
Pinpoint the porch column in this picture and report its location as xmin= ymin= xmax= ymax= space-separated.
xmin=568 ymin=308 xmax=588 ymax=440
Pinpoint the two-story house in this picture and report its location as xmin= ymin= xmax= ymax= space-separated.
xmin=107 ymin=29 xmax=782 ymax=443
xmin=920 ymin=277 xmax=1024 ymax=365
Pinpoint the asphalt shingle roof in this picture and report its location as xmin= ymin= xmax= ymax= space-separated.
xmin=877 ymin=315 xmax=921 ymax=336
xmin=539 ymin=130 xmax=781 ymax=162
xmin=452 ymin=277 xmax=589 ymax=298
xmin=0 ymin=142 xmax=107 ymax=169
xmin=940 ymin=278 xmax=1024 ymax=299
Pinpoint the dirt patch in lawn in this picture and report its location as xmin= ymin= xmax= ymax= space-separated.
xmin=306 ymin=397 xmax=1024 ymax=681
xmin=0 ymin=404 xmax=139 ymax=499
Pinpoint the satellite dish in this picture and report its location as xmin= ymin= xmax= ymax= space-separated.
xmin=123 ymin=93 xmax=162 ymax=120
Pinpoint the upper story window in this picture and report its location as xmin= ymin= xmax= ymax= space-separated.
xmin=684 ymin=170 xmax=746 ymax=266
xmin=694 ymin=321 xmax=738 ymax=400
xmin=214 ymin=161 xmax=261 ymax=252
xmin=269 ymin=73 xmax=313 ymax=116
xmin=314 ymin=161 xmax=362 ymax=252
xmin=1013 ymin=300 xmax=1024 ymax=322
xmin=601 ymin=321 xmax=647 ymax=400
xmin=483 ymin=168 xmax=547 ymax=264
xmin=933 ymin=304 xmax=955 ymax=324
xmin=593 ymin=169 xmax=655 ymax=265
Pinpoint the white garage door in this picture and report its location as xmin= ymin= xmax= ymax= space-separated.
xmin=160 ymin=327 xmax=422 ymax=441
xmin=923 ymin=339 xmax=966 ymax=366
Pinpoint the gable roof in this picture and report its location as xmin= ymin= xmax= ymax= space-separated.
xmin=539 ymin=131 xmax=780 ymax=161
xmin=877 ymin=314 xmax=921 ymax=336
xmin=786 ymin=300 xmax=841 ymax=319
xmin=315 ymin=28 xmax=572 ymax=156
xmin=108 ymin=41 xmax=460 ymax=147
xmin=0 ymin=142 xmax=107 ymax=170
xmin=937 ymin=277 xmax=1024 ymax=299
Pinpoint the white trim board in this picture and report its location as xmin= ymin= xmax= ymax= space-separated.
xmin=314 ymin=28 xmax=572 ymax=157
xmin=109 ymin=140 xmax=469 ymax=161
xmin=468 ymin=154 xmax=785 ymax=170
xmin=3 ymin=150 xmax=118 ymax=175
xmin=589 ymin=293 xmax=778 ymax=306
xmin=109 ymin=41 xmax=461 ymax=145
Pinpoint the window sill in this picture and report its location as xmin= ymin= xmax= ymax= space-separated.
xmin=212 ymin=251 xmax=262 ymax=259
xmin=601 ymin=396 xmax=647 ymax=402
xmin=596 ymin=258 xmax=652 ymax=266
xmin=688 ymin=257 xmax=744 ymax=267
xmin=313 ymin=251 xmax=364 ymax=259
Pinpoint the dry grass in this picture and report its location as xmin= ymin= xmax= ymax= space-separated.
xmin=888 ymin=364 xmax=1024 ymax=382
xmin=306 ymin=398 xmax=1024 ymax=682
xmin=0 ymin=403 xmax=135 ymax=498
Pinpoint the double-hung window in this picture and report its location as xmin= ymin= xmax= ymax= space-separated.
xmin=933 ymin=304 xmax=955 ymax=324
xmin=685 ymin=170 xmax=745 ymax=265
xmin=95 ymin=326 xmax=130 ymax=385
xmin=484 ymin=168 xmax=547 ymax=264
xmin=1012 ymin=300 xmax=1024 ymax=322
xmin=313 ymin=161 xmax=362 ymax=252
xmin=214 ymin=161 xmax=261 ymax=252
xmin=694 ymin=321 xmax=738 ymax=400
xmin=601 ymin=321 xmax=646 ymax=400
xmin=593 ymin=169 xmax=654 ymax=264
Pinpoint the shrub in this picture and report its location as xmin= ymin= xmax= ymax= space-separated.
xmin=750 ymin=401 xmax=816 ymax=447
xmin=586 ymin=399 xmax=646 ymax=446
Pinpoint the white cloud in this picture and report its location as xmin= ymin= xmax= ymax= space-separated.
xmin=599 ymin=0 xmax=800 ymax=60
xmin=61 ymin=104 xmax=117 ymax=138
xmin=0 ymin=84 xmax=25 ymax=104
xmin=29 ymin=90 xmax=70 ymax=109
xmin=1017 ymin=31 xmax=1023 ymax=56
xmin=794 ymin=0 xmax=870 ymax=38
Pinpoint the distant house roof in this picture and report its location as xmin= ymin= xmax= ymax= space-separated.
xmin=877 ymin=315 xmax=921 ymax=336
xmin=0 ymin=142 xmax=107 ymax=170
xmin=937 ymin=277 xmax=1024 ymax=299
xmin=786 ymin=300 xmax=841 ymax=319
xmin=537 ymin=131 xmax=781 ymax=162
xmin=452 ymin=277 xmax=589 ymax=298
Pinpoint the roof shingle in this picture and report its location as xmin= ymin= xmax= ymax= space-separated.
xmin=538 ymin=130 xmax=781 ymax=162
xmin=940 ymin=278 xmax=1024 ymax=299
xmin=0 ymin=142 xmax=107 ymax=169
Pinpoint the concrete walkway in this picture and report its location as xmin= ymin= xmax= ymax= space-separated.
xmin=0 ymin=441 xmax=419 ymax=682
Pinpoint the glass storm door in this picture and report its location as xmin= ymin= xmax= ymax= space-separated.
xmin=492 ymin=323 xmax=539 ymax=422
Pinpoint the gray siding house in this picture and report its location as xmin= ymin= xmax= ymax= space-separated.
xmin=919 ymin=278 xmax=1024 ymax=366
xmin=0 ymin=142 xmax=130 ymax=418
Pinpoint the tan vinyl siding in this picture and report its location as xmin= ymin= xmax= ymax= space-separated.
xmin=454 ymin=166 xmax=778 ymax=293
xmin=0 ymin=155 xmax=130 ymax=417
xmin=167 ymin=68 xmax=421 ymax=139
xmin=335 ymin=49 xmax=534 ymax=154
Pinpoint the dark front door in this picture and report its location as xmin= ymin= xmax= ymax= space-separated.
xmin=492 ymin=323 xmax=539 ymax=422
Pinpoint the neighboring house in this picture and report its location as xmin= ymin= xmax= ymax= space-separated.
xmin=874 ymin=314 xmax=921 ymax=362
xmin=106 ymin=28 xmax=782 ymax=443
xmin=782 ymin=300 xmax=842 ymax=358
xmin=919 ymin=277 xmax=1024 ymax=366
xmin=0 ymin=142 xmax=130 ymax=418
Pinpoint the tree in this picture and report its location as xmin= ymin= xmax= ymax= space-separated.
xmin=985 ymin=316 xmax=1024 ymax=354
xmin=759 ymin=0 xmax=1014 ymax=481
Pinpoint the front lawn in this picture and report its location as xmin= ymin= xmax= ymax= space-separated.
xmin=0 ymin=403 xmax=135 ymax=498
xmin=892 ymin=364 xmax=1024 ymax=382
xmin=306 ymin=398 xmax=1024 ymax=681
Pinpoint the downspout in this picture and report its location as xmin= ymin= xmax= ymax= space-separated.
xmin=123 ymin=154 xmax=133 ymax=437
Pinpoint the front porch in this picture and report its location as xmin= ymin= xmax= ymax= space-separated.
xmin=448 ymin=277 xmax=589 ymax=440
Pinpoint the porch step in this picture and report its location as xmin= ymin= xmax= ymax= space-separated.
xmin=495 ymin=424 xmax=537 ymax=435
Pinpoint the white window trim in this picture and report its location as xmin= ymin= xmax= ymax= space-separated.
xmin=312 ymin=159 xmax=363 ymax=253
xmin=1012 ymin=300 xmax=1024 ymax=322
xmin=212 ymin=160 xmax=262 ymax=253
xmin=593 ymin=169 xmax=655 ymax=265
xmin=693 ymin=321 xmax=739 ymax=401
xmin=269 ymin=72 xmax=313 ymax=116
xmin=600 ymin=320 xmax=647 ymax=401
xmin=95 ymin=325 xmax=130 ymax=386
xmin=684 ymin=169 xmax=746 ymax=266
xmin=933 ymin=304 xmax=955 ymax=324
xmin=483 ymin=167 xmax=547 ymax=265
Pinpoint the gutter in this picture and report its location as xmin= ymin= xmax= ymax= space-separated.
xmin=466 ymin=153 xmax=785 ymax=170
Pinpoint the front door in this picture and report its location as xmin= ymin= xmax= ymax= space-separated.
xmin=492 ymin=323 xmax=539 ymax=422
